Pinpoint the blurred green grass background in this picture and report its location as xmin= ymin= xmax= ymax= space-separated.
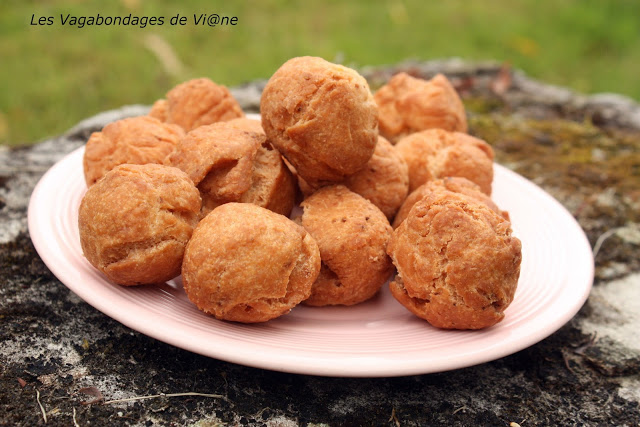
xmin=1 ymin=0 xmax=639 ymax=146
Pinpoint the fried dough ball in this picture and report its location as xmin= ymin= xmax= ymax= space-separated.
xmin=300 ymin=185 xmax=394 ymax=306
xmin=83 ymin=116 xmax=184 ymax=187
xmin=260 ymin=56 xmax=379 ymax=188
xmin=392 ymin=177 xmax=509 ymax=229
xmin=394 ymin=128 xmax=494 ymax=195
xmin=342 ymin=136 xmax=409 ymax=220
xmin=150 ymin=78 xmax=244 ymax=132
xmin=78 ymin=164 xmax=201 ymax=286
xmin=374 ymin=72 xmax=467 ymax=142
xmin=387 ymin=191 xmax=521 ymax=329
xmin=166 ymin=122 xmax=296 ymax=217
xmin=182 ymin=203 xmax=321 ymax=323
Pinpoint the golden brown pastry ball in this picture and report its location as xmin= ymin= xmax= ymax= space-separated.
xmin=151 ymin=78 xmax=244 ymax=132
xmin=260 ymin=56 xmax=379 ymax=188
xmin=166 ymin=122 xmax=296 ymax=217
xmin=342 ymin=136 xmax=409 ymax=220
xmin=300 ymin=185 xmax=394 ymax=306
xmin=374 ymin=72 xmax=467 ymax=142
xmin=83 ymin=116 xmax=184 ymax=187
xmin=78 ymin=164 xmax=201 ymax=286
xmin=182 ymin=203 xmax=321 ymax=323
xmin=387 ymin=191 xmax=521 ymax=329
xmin=394 ymin=128 xmax=494 ymax=195
xmin=392 ymin=177 xmax=509 ymax=229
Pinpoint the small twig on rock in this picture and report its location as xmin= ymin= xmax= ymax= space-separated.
xmin=452 ymin=406 xmax=468 ymax=415
xmin=103 ymin=392 xmax=226 ymax=405
xmin=562 ymin=349 xmax=576 ymax=375
xmin=36 ymin=390 xmax=47 ymax=424
xmin=592 ymin=227 xmax=620 ymax=258
xmin=72 ymin=407 xmax=80 ymax=427
xmin=388 ymin=407 xmax=400 ymax=427
xmin=574 ymin=333 xmax=597 ymax=355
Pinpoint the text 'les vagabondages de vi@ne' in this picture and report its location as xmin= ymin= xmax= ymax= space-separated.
xmin=30 ymin=13 xmax=238 ymax=29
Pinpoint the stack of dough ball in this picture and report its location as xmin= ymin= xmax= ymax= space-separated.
xmin=149 ymin=78 xmax=244 ymax=131
xmin=77 ymin=58 xmax=523 ymax=329
xmin=393 ymin=177 xmax=509 ymax=229
xmin=83 ymin=116 xmax=184 ymax=187
xmin=260 ymin=56 xmax=378 ymax=188
xmin=78 ymin=164 xmax=201 ymax=286
xmin=300 ymin=185 xmax=394 ymax=306
xmin=182 ymin=203 xmax=321 ymax=323
xmin=394 ymin=128 xmax=495 ymax=195
xmin=387 ymin=190 xmax=521 ymax=329
xmin=166 ymin=121 xmax=296 ymax=217
xmin=374 ymin=72 xmax=467 ymax=143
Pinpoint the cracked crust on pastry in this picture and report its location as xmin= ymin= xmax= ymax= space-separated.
xmin=374 ymin=72 xmax=467 ymax=142
xmin=83 ymin=116 xmax=184 ymax=187
xmin=387 ymin=190 xmax=521 ymax=329
xmin=392 ymin=177 xmax=509 ymax=229
xmin=394 ymin=128 xmax=494 ymax=195
xmin=149 ymin=78 xmax=244 ymax=132
xmin=260 ymin=56 xmax=378 ymax=188
xmin=225 ymin=117 xmax=265 ymax=134
xmin=182 ymin=203 xmax=321 ymax=323
xmin=300 ymin=185 xmax=394 ymax=306
xmin=166 ymin=122 xmax=295 ymax=217
xmin=78 ymin=164 xmax=201 ymax=286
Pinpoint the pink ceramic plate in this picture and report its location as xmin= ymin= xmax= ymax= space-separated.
xmin=28 ymin=144 xmax=593 ymax=377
